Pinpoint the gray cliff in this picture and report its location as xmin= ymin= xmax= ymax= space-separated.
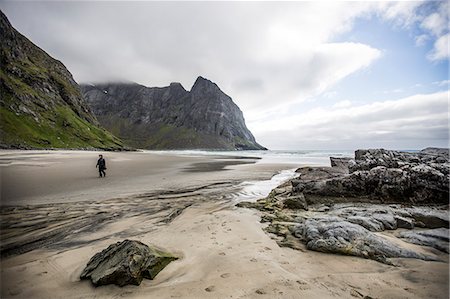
xmin=81 ymin=77 xmax=266 ymax=150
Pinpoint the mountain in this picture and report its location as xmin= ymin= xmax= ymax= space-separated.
xmin=81 ymin=77 xmax=266 ymax=150
xmin=0 ymin=10 xmax=123 ymax=150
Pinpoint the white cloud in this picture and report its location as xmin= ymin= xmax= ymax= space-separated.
xmin=379 ymin=1 xmax=425 ymax=27
xmin=422 ymin=1 xmax=449 ymax=61
xmin=422 ymin=12 xmax=447 ymax=37
xmin=242 ymin=41 xmax=381 ymax=117
xmin=1 ymin=2 xmax=446 ymax=150
xmin=332 ymin=100 xmax=352 ymax=108
xmin=383 ymin=88 xmax=404 ymax=94
xmin=323 ymin=91 xmax=338 ymax=99
xmin=251 ymin=91 xmax=449 ymax=150
xmin=427 ymin=33 xmax=449 ymax=61
xmin=309 ymin=42 xmax=381 ymax=94
xmin=1 ymin=1 xmax=382 ymax=115
xmin=432 ymin=79 xmax=450 ymax=87
xmin=378 ymin=1 xmax=448 ymax=62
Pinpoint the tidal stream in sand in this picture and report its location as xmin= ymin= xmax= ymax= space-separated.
xmin=231 ymin=169 xmax=298 ymax=203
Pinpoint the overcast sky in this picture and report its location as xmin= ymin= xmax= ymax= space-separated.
xmin=1 ymin=1 xmax=448 ymax=150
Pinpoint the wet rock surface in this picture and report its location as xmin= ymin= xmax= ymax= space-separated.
xmin=237 ymin=148 xmax=449 ymax=264
xmin=80 ymin=240 xmax=178 ymax=287
xmin=298 ymin=218 xmax=437 ymax=264
xmin=240 ymin=200 xmax=449 ymax=264
xmin=398 ymin=228 xmax=449 ymax=253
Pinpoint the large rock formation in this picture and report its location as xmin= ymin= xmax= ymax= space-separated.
xmin=295 ymin=148 xmax=449 ymax=205
xmin=81 ymin=77 xmax=266 ymax=150
xmin=80 ymin=240 xmax=177 ymax=287
xmin=0 ymin=10 xmax=123 ymax=149
xmin=237 ymin=148 xmax=449 ymax=264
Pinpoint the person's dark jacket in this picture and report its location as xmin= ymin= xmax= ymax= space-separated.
xmin=96 ymin=158 xmax=106 ymax=170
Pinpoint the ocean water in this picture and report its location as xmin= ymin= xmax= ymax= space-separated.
xmin=147 ymin=149 xmax=354 ymax=166
xmin=228 ymin=150 xmax=354 ymax=202
xmin=148 ymin=149 xmax=355 ymax=202
xmin=230 ymin=168 xmax=299 ymax=202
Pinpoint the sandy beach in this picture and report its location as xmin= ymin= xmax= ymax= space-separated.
xmin=0 ymin=150 xmax=448 ymax=299
xmin=0 ymin=150 xmax=291 ymax=205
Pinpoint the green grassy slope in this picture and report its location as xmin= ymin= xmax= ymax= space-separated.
xmin=0 ymin=10 xmax=123 ymax=150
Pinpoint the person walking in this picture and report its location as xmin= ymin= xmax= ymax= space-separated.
xmin=96 ymin=154 xmax=107 ymax=178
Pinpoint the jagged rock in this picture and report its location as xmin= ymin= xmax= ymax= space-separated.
xmin=270 ymin=185 xmax=291 ymax=196
xmin=325 ymin=205 xmax=448 ymax=231
xmin=350 ymin=148 xmax=449 ymax=173
xmin=322 ymin=205 xmax=412 ymax=231
xmin=237 ymin=197 xmax=448 ymax=262
xmin=420 ymin=147 xmax=449 ymax=157
xmin=301 ymin=218 xmax=438 ymax=264
xmin=295 ymin=166 xmax=346 ymax=181
xmin=351 ymin=149 xmax=402 ymax=171
xmin=372 ymin=213 xmax=397 ymax=230
xmin=283 ymin=194 xmax=308 ymax=210
xmin=81 ymin=77 xmax=266 ymax=150
xmin=330 ymin=157 xmax=354 ymax=173
xmin=346 ymin=216 xmax=385 ymax=232
xmin=295 ymin=149 xmax=449 ymax=204
xmin=236 ymin=148 xmax=449 ymax=263
xmin=315 ymin=205 xmax=331 ymax=212
xmin=265 ymin=222 xmax=292 ymax=237
xmin=406 ymin=208 xmax=449 ymax=229
xmin=80 ymin=240 xmax=177 ymax=287
xmin=235 ymin=201 xmax=259 ymax=209
xmin=290 ymin=179 xmax=304 ymax=193
xmin=394 ymin=216 xmax=414 ymax=229
xmin=398 ymin=228 xmax=449 ymax=253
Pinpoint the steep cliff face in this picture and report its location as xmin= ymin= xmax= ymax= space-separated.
xmin=0 ymin=10 xmax=123 ymax=149
xmin=81 ymin=77 xmax=266 ymax=150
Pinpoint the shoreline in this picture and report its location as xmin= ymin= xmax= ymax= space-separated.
xmin=0 ymin=150 xmax=297 ymax=206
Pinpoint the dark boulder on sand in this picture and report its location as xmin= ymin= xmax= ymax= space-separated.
xmin=80 ymin=240 xmax=177 ymax=287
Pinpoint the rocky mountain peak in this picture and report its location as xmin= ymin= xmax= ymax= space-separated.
xmin=82 ymin=76 xmax=266 ymax=150
xmin=169 ymin=82 xmax=185 ymax=89
xmin=168 ymin=82 xmax=187 ymax=97
xmin=192 ymin=75 xmax=213 ymax=87
xmin=190 ymin=76 xmax=221 ymax=96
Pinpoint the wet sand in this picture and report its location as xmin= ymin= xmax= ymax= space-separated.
xmin=0 ymin=150 xmax=284 ymax=205
xmin=0 ymin=150 xmax=448 ymax=299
